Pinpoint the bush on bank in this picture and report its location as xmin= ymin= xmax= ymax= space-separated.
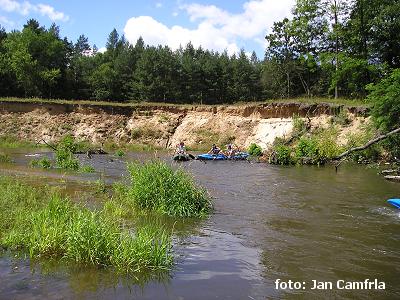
xmin=367 ymin=68 xmax=400 ymax=160
xmin=269 ymin=126 xmax=343 ymax=166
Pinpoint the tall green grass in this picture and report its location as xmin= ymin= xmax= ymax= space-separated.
xmin=126 ymin=160 xmax=211 ymax=217
xmin=0 ymin=135 xmax=37 ymax=149
xmin=0 ymin=177 xmax=173 ymax=273
xmin=0 ymin=153 xmax=12 ymax=163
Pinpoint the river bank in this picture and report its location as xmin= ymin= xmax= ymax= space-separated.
xmin=0 ymin=99 xmax=369 ymax=153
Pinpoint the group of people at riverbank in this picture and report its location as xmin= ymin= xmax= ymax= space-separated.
xmin=175 ymin=142 xmax=240 ymax=158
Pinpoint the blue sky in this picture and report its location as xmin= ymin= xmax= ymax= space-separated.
xmin=0 ymin=0 xmax=295 ymax=57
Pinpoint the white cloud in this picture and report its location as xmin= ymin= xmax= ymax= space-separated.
xmin=156 ymin=2 xmax=162 ymax=8
xmin=98 ymin=47 xmax=107 ymax=53
xmin=124 ymin=15 xmax=239 ymax=55
xmin=124 ymin=0 xmax=294 ymax=55
xmin=36 ymin=4 xmax=68 ymax=21
xmin=0 ymin=15 xmax=13 ymax=26
xmin=0 ymin=0 xmax=69 ymax=21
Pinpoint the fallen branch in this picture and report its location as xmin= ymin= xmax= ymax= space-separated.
xmin=36 ymin=139 xmax=57 ymax=151
xmin=333 ymin=127 xmax=400 ymax=161
xmin=37 ymin=138 xmax=108 ymax=157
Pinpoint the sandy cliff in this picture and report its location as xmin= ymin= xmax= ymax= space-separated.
xmin=0 ymin=101 xmax=369 ymax=150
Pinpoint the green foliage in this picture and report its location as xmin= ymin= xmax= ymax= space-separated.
xmin=345 ymin=124 xmax=382 ymax=162
xmin=55 ymin=135 xmax=80 ymax=170
xmin=248 ymin=143 xmax=263 ymax=156
xmin=292 ymin=115 xmax=307 ymax=135
xmin=271 ymin=127 xmax=341 ymax=165
xmin=79 ymin=165 xmax=95 ymax=173
xmin=272 ymin=144 xmax=293 ymax=165
xmin=295 ymin=137 xmax=319 ymax=163
xmin=367 ymin=68 xmax=400 ymax=131
xmin=0 ymin=153 xmax=12 ymax=163
xmin=93 ymin=179 xmax=107 ymax=194
xmin=0 ymin=135 xmax=37 ymax=148
xmin=0 ymin=177 xmax=173 ymax=273
xmin=331 ymin=109 xmax=351 ymax=126
xmin=0 ymin=2 xmax=399 ymax=103
xmin=115 ymin=149 xmax=125 ymax=157
xmin=30 ymin=157 xmax=51 ymax=169
xmin=314 ymin=128 xmax=342 ymax=160
xmin=127 ymin=160 xmax=211 ymax=217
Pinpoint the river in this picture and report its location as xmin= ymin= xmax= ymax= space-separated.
xmin=0 ymin=149 xmax=399 ymax=299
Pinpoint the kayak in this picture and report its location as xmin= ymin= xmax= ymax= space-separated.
xmin=387 ymin=199 xmax=400 ymax=209
xmin=173 ymin=154 xmax=190 ymax=161
xmin=196 ymin=152 xmax=249 ymax=161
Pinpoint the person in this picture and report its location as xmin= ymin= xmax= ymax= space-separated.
xmin=208 ymin=144 xmax=221 ymax=155
xmin=224 ymin=143 xmax=236 ymax=158
xmin=175 ymin=141 xmax=186 ymax=155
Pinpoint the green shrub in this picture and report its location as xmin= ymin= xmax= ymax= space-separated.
xmin=127 ymin=160 xmax=211 ymax=217
xmin=346 ymin=129 xmax=382 ymax=162
xmin=292 ymin=115 xmax=307 ymax=135
xmin=55 ymin=135 xmax=80 ymax=170
xmin=115 ymin=149 xmax=125 ymax=157
xmin=367 ymin=68 xmax=400 ymax=159
xmin=30 ymin=157 xmax=51 ymax=169
xmin=315 ymin=128 xmax=342 ymax=160
xmin=131 ymin=128 xmax=143 ymax=139
xmin=272 ymin=144 xmax=293 ymax=165
xmin=367 ymin=68 xmax=400 ymax=131
xmin=295 ymin=137 xmax=318 ymax=163
xmin=248 ymin=143 xmax=263 ymax=156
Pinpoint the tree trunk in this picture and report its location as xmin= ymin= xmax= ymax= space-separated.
xmin=334 ymin=0 xmax=339 ymax=99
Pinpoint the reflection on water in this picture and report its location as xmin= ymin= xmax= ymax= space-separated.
xmin=0 ymin=148 xmax=399 ymax=299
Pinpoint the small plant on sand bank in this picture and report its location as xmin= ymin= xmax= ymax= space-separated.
xmin=292 ymin=115 xmax=307 ymax=135
xmin=115 ymin=149 xmax=125 ymax=157
xmin=126 ymin=160 xmax=211 ymax=217
xmin=248 ymin=143 xmax=263 ymax=156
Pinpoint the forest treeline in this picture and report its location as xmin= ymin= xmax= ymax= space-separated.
xmin=0 ymin=0 xmax=399 ymax=104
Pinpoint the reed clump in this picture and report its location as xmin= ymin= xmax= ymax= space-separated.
xmin=0 ymin=177 xmax=173 ymax=273
xmin=126 ymin=160 xmax=211 ymax=217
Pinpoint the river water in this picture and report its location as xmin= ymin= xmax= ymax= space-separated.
xmin=0 ymin=149 xmax=399 ymax=300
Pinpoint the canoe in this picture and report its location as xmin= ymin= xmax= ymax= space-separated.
xmin=196 ymin=152 xmax=249 ymax=161
xmin=173 ymin=154 xmax=190 ymax=161
xmin=387 ymin=199 xmax=400 ymax=209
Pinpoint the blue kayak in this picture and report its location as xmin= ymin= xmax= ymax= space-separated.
xmin=387 ymin=199 xmax=400 ymax=209
xmin=197 ymin=152 xmax=249 ymax=161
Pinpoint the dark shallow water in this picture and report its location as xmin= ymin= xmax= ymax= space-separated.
xmin=0 ymin=149 xmax=399 ymax=299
